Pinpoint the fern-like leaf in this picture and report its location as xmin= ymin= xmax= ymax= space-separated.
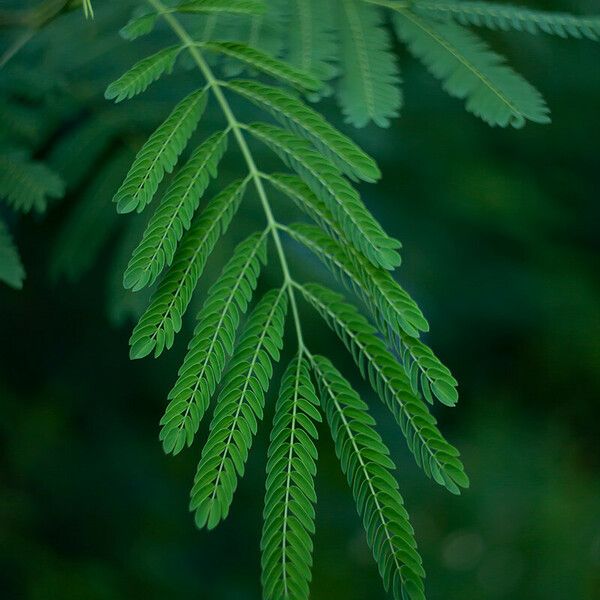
xmin=124 ymin=130 xmax=229 ymax=291
xmin=397 ymin=334 xmax=458 ymax=407
xmin=261 ymin=354 xmax=320 ymax=600
xmin=105 ymin=46 xmax=182 ymax=103
xmin=244 ymin=122 xmax=401 ymax=269
xmin=129 ymin=179 xmax=247 ymax=360
xmin=414 ymin=1 xmax=600 ymax=40
xmin=337 ymin=0 xmax=402 ymax=127
xmin=264 ymin=173 xmax=338 ymax=236
xmin=225 ymin=79 xmax=380 ymax=182
xmin=0 ymin=218 xmax=25 ymax=289
xmin=160 ymin=231 xmax=268 ymax=455
xmin=282 ymin=222 xmax=456 ymax=405
xmin=112 ymin=89 xmax=207 ymax=214
xmin=120 ymin=12 xmax=158 ymax=41
xmin=177 ymin=0 xmax=266 ymax=15
xmin=393 ymin=9 xmax=550 ymax=128
xmin=191 ymin=287 xmax=288 ymax=529
xmin=0 ymin=150 xmax=64 ymax=213
xmin=311 ymin=354 xmax=425 ymax=600
xmin=286 ymin=0 xmax=338 ymax=90
xmin=299 ymin=283 xmax=468 ymax=493
xmin=203 ymin=42 xmax=321 ymax=91
xmin=285 ymin=222 xmax=427 ymax=338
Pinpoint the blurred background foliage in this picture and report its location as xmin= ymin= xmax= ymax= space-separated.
xmin=0 ymin=1 xmax=599 ymax=598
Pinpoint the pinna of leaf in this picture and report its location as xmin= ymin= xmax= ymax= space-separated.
xmin=102 ymin=0 xmax=599 ymax=597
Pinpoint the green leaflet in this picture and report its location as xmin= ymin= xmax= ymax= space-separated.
xmin=397 ymin=333 xmax=459 ymax=407
xmin=311 ymin=355 xmax=425 ymax=600
xmin=244 ymin=122 xmax=401 ymax=269
xmin=281 ymin=222 xmax=456 ymax=406
xmin=264 ymin=173 xmax=338 ymax=237
xmin=299 ymin=283 xmax=468 ymax=493
xmin=191 ymin=288 xmax=288 ymax=530
xmin=128 ymin=179 xmax=247 ymax=360
xmin=286 ymin=0 xmax=338 ymax=92
xmin=393 ymin=9 xmax=550 ymax=128
xmin=225 ymin=79 xmax=380 ymax=182
xmin=105 ymin=45 xmax=182 ymax=103
xmin=124 ymin=130 xmax=229 ymax=291
xmin=177 ymin=0 xmax=266 ymax=15
xmin=120 ymin=12 xmax=158 ymax=40
xmin=261 ymin=354 xmax=320 ymax=600
xmin=0 ymin=149 xmax=64 ymax=214
xmin=337 ymin=0 xmax=402 ymax=127
xmin=284 ymin=222 xmax=427 ymax=338
xmin=413 ymin=0 xmax=600 ymax=40
xmin=0 ymin=218 xmax=25 ymax=289
xmin=203 ymin=41 xmax=321 ymax=91
xmin=113 ymin=89 xmax=207 ymax=214
xmin=160 ymin=231 xmax=268 ymax=455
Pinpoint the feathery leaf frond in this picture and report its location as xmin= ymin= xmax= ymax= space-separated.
xmin=0 ymin=218 xmax=25 ymax=289
xmin=282 ymin=222 xmax=456 ymax=405
xmin=299 ymin=283 xmax=468 ymax=493
xmin=264 ymin=173 xmax=338 ymax=237
xmin=105 ymin=46 xmax=182 ymax=103
xmin=311 ymin=354 xmax=425 ymax=600
xmin=225 ymin=79 xmax=380 ymax=182
xmin=203 ymin=42 xmax=321 ymax=91
xmin=160 ymin=231 xmax=268 ymax=455
xmin=337 ymin=0 xmax=402 ymax=127
xmin=285 ymin=0 xmax=338 ymax=91
xmin=396 ymin=334 xmax=459 ymax=407
xmin=414 ymin=1 xmax=600 ymax=40
xmin=244 ymin=122 xmax=401 ymax=269
xmin=392 ymin=9 xmax=550 ymax=127
xmin=177 ymin=0 xmax=266 ymax=16
xmin=261 ymin=354 xmax=320 ymax=600
xmin=120 ymin=12 xmax=158 ymax=41
xmin=124 ymin=130 xmax=229 ymax=291
xmin=112 ymin=89 xmax=207 ymax=214
xmin=191 ymin=288 xmax=288 ymax=530
xmin=129 ymin=179 xmax=247 ymax=360
xmin=0 ymin=150 xmax=64 ymax=214
xmin=284 ymin=222 xmax=427 ymax=338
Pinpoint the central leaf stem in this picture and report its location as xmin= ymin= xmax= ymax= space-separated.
xmin=148 ymin=0 xmax=305 ymax=350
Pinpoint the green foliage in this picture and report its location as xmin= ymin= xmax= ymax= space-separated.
xmin=285 ymin=0 xmax=338 ymax=92
xmin=0 ymin=149 xmax=64 ymax=214
xmin=203 ymin=41 xmax=321 ymax=90
xmin=177 ymin=0 xmax=266 ymax=16
xmin=225 ymin=79 xmax=380 ymax=181
xmin=299 ymin=283 xmax=468 ymax=493
xmin=104 ymin=45 xmax=182 ymax=103
xmin=123 ymin=129 xmax=229 ymax=291
xmin=337 ymin=0 xmax=402 ymax=127
xmin=112 ymin=89 xmax=207 ymax=214
xmin=190 ymin=287 xmax=288 ymax=529
xmin=128 ymin=179 xmax=247 ymax=359
xmin=393 ymin=9 xmax=550 ymax=127
xmin=1 ymin=0 xmax=587 ymax=594
xmin=312 ymin=354 xmax=425 ymax=600
xmin=414 ymin=0 xmax=600 ymax=40
xmin=160 ymin=231 xmax=267 ymax=455
xmin=245 ymin=122 xmax=401 ymax=269
xmin=261 ymin=354 xmax=320 ymax=600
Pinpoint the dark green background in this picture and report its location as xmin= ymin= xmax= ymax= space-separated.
xmin=1 ymin=1 xmax=599 ymax=598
